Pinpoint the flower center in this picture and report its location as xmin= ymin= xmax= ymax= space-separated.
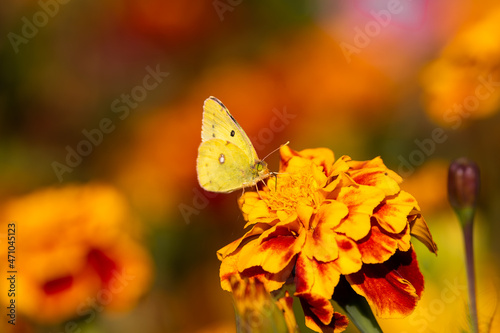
xmin=265 ymin=167 xmax=319 ymax=214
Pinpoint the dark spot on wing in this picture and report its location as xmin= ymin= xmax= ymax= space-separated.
xmin=230 ymin=130 xmax=235 ymax=137
xmin=212 ymin=133 xmax=215 ymax=138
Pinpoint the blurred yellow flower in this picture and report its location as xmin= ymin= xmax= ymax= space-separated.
xmin=218 ymin=146 xmax=437 ymax=332
xmin=421 ymin=6 xmax=500 ymax=127
xmin=0 ymin=184 xmax=152 ymax=324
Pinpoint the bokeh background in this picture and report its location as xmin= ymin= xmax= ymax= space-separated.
xmin=1 ymin=1 xmax=500 ymax=332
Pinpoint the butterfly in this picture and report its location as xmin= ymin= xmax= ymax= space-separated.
xmin=196 ymin=96 xmax=271 ymax=193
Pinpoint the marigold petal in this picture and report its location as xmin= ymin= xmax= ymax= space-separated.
xmin=348 ymin=157 xmax=402 ymax=182
xmin=247 ymin=199 xmax=274 ymax=221
xmin=374 ymin=191 xmax=417 ymax=234
xmin=346 ymin=248 xmax=424 ymax=318
xmin=220 ymin=243 xmax=295 ymax=292
xmin=297 ymin=203 xmax=315 ymax=229
xmin=217 ymin=223 xmax=271 ymax=260
xmin=321 ymin=178 xmax=340 ymax=197
xmin=334 ymin=185 xmax=385 ymax=240
xmin=397 ymin=226 xmax=412 ymax=252
xmin=280 ymin=146 xmax=335 ymax=172
xmin=281 ymin=159 xmax=328 ymax=193
xmin=303 ymin=224 xmax=339 ymax=265
xmin=297 ymin=148 xmax=336 ymax=176
xmin=295 ymin=255 xmax=341 ymax=302
xmin=237 ymin=226 xmax=305 ymax=274
xmin=239 ymin=191 xmax=260 ymax=214
xmin=300 ymin=296 xmax=333 ymax=329
xmin=220 ymin=250 xmax=240 ymax=292
xmin=331 ymin=155 xmax=351 ymax=175
xmin=409 ymin=212 xmax=438 ymax=254
xmin=331 ymin=235 xmax=362 ymax=275
xmin=277 ymin=292 xmax=299 ymax=333
xmin=300 ymin=297 xmax=348 ymax=332
xmin=349 ymin=167 xmax=401 ymax=196
xmin=239 ymin=192 xmax=278 ymax=226
xmin=357 ymin=222 xmax=400 ymax=264
xmin=279 ymin=145 xmax=300 ymax=168
xmin=317 ymin=200 xmax=349 ymax=229
xmin=311 ymin=164 xmax=330 ymax=188
xmin=286 ymin=154 xmax=314 ymax=171
xmin=347 ymin=157 xmax=384 ymax=170
xmin=321 ymin=156 xmax=352 ymax=195
xmin=241 ymin=261 xmax=295 ymax=292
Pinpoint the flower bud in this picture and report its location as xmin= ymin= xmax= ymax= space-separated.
xmin=229 ymin=276 xmax=294 ymax=333
xmin=447 ymin=158 xmax=480 ymax=223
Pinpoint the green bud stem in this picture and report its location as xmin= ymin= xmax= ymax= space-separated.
xmin=463 ymin=220 xmax=479 ymax=333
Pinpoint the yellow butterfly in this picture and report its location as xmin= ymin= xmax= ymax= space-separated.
xmin=196 ymin=96 xmax=270 ymax=193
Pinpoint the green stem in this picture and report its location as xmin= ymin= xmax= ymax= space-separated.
xmin=463 ymin=221 xmax=479 ymax=333
xmin=334 ymin=277 xmax=383 ymax=333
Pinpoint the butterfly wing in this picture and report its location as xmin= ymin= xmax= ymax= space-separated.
xmin=197 ymin=139 xmax=261 ymax=193
xmin=201 ymin=97 xmax=259 ymax=161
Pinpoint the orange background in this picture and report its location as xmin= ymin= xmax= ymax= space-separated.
xmin=0 ymin=1 xmax=499 ymax=332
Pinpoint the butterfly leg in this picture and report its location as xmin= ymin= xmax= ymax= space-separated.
xmin=255 ymin=184 xmax=264 ymax=200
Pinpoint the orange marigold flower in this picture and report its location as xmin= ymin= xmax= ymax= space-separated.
xmin=0 ymin=184 xmax=153 ymax=324
xmin=218 ymin=146 xmax=437 ymax=332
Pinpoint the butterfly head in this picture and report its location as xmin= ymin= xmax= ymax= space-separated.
xmin=254 ymin=160 xmax=269 ymax=177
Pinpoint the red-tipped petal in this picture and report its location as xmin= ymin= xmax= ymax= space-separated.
xmin=301 ymin=297 xmax=349 ymax=333
xmin=346 ymin=248 xmax=424 ymax=318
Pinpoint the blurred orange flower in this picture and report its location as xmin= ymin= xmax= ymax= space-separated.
xmin=421 ymin=6 xmax=500 ymax=127
xmin=218 ymin=146 xmax=437 ymax=332
xmin=0 ymin=184 xmax=152 ymax=324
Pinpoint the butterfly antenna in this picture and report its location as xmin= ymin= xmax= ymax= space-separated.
xmin=261 ymin=141 xmax=290 ymax=162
